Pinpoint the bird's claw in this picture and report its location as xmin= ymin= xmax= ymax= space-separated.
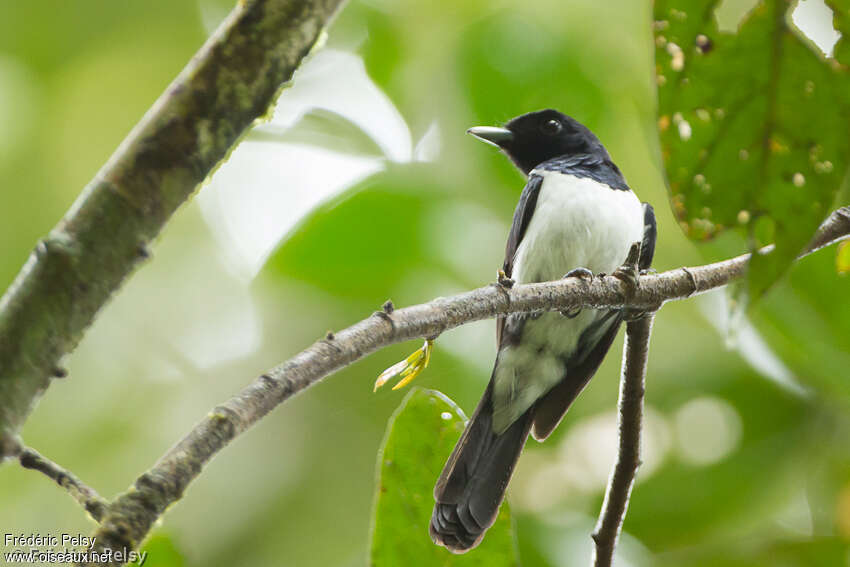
xmin=612 ymin=242 xmax=642 ymax=295
xmin=374 ymin=339 xmax=434 ymax=391
xmin=563 ymin=267 xmax=593 ymax=281
xmin=560 ymin=268 xmax=593 ymax=317
xmin=613 ymin=265 xmax=638 ymax=292
xmin=497 ymin=269 xmax=515 ymax=288
xmin=615 ymin=242 xmax=650 ymax=321
xmin=560 ymin=306 xmax=583 ymax=318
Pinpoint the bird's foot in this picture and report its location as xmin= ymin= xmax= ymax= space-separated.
xmin=621 ymin=268 xmax=657 ymax=320
xmin=560 ymin=306 xmax=582 ymax=318
xmin=497 ymin=269 xmax=515 ymax=288
xmin=560 ymin=267 xmax=593 ymax=317
xmin=612 ymin=242 xmax=642 ymax=295
xmin=562 ymin=267 xmax=594 ymax=281
xmin=374 ymin=339 xmax=434 ymax=391
xmin=614 ymin=242 xmax=651 ymax=321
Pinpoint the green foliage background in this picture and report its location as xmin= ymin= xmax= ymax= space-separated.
xmin=0 ymin=1 xmax=849 ymax=566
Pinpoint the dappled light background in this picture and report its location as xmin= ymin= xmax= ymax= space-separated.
xmin=1 ymin=0 xmax=849 ymax=566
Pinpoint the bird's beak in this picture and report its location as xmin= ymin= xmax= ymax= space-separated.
xmin=467 ymin=126 xmax=513 ymax=147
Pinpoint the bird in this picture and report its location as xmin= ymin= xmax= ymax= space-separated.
xmin=429 ymin=109 xmax=656 ymax=553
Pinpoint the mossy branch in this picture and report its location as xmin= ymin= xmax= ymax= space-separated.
xmin=76 ymin=207 xmax=849 ymax=565
xmin=0 ymin=0 xmax=344 ymax=449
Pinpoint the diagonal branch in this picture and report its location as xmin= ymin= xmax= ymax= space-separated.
xmin=592 ymin=315 xmax=654 ymax=567
xmin=0 ymin=0 xmax=344 ymax=451
xmin=79 ymin=206 xmax=850 ymax=565
xmin=17 ymin=446 xmax=108 ymax=522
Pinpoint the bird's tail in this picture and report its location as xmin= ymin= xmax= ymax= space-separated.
xmin=430 ymin=381 xmax=534 ymax=553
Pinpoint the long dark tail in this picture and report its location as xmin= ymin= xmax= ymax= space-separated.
xmin=430 ymin=381 xmax=534 ymax=553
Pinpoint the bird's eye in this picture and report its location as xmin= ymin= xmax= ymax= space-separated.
xmin=541 ymin=119 xmax=563 ymax=135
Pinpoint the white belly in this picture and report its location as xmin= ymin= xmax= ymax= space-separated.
xmin=511 ymin=171 xmax=644 ymax=283
xmin=492 ymin=171 xmax=644 ymax=432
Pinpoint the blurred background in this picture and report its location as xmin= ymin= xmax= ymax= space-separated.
xmin=1 ymin=0 xmax=849 ymax=565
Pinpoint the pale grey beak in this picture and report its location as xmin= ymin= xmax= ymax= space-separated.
xmin=467 ymin=126 xmax=513 ymax=147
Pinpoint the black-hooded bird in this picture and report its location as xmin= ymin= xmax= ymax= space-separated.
xmin=430 ymin=109 xmax=656 ymax=552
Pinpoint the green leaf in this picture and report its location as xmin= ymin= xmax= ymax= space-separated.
xmin=139 ymin=533 xmax=186 ymax=567
xmin=655 ymin=0 xmax=850 ymax=300
xmin=371 ymin=388 xmax=519 ymax=567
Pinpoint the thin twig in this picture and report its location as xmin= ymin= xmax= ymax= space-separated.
xmin=18 ymin=447 xmax=107 ymax=522
xmin=592 ymin=315 xmax=654 ymax=567
xmin=0 ymin=0 xmax=344 ymax=451
xmin=80 ymin=207 xmax=850 ymax=564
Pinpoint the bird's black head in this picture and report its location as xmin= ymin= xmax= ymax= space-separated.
xmin=468 ymin=109 xmax=609 ymax=174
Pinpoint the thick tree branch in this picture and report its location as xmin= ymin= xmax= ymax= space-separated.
xmin=0 ymin=0 xmax=344 ymax=451
xmin=80 ymin=207 xmax=849 ymax=564
xmin=17 ymin=446 xmax=108 ymax=522
xmin=592 ymin=315 xmax=654 ymax=567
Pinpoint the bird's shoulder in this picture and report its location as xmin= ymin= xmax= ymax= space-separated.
xmin=533 ymin=153 xmax=630 ymax=192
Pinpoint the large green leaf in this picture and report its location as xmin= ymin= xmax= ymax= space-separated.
xmin=655 ymin=0 xmax=850 ymax=299
xmin=139 ymin=533 xmax=186 ymax=567
xmin=371 ymin=388 xmax=519 ymax=566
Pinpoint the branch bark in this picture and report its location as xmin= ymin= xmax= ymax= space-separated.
xmin=17 ymin=446 xmax=108 ymax=522
xmin=0 ymin=0 xmax=344 ymax=450
xmin=592 ymin=315 xmax=654 ymax=567
xmin=78 ymin=206 xmax=849 ymax=565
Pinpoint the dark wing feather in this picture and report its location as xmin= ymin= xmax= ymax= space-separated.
xmin=531 ymin=199 xmax=657 ymax=441
xmin=531 ymin=314 xmax=622 ymax=440
xmin=497 ymin=174 xmax=542 ymax=345
xmin=430 ymin=175 xmax=547 ymax=552
xmin=503 ymin=174 xmax=543 ymax=277
xmin=639 ymin=203 xmax=657 ymax=271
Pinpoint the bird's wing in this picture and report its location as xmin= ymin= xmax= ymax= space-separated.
xmin=503 ymin=174 xmax=543 ymax=277
xmin=639 ymin=202 xmax=657 ymax=271
xmin=530 ymin=314 xmax=621 ymax=440
xmin=531 ymin=199 xmax=657 ymax=441
xmin=432 ymin=174 xmax=545 ymax=550
xmin=496 ymin=174 xmax=543 ymax=345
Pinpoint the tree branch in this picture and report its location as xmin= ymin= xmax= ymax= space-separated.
xmin=79 ymin=206 xmax=849 ymax=564
xmin=17 ymin=446 xmax=108 ymax=522
xmin=591 ymin=315 xmax=654 ymax=567
xmin=0 ymin=0 xmax=344 ymax=451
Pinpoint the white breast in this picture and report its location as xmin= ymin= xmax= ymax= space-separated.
xmin=512 ymin=170 xmax=644 ymax=283
xmin=491 ymin=171 xmax=645 ymax=433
